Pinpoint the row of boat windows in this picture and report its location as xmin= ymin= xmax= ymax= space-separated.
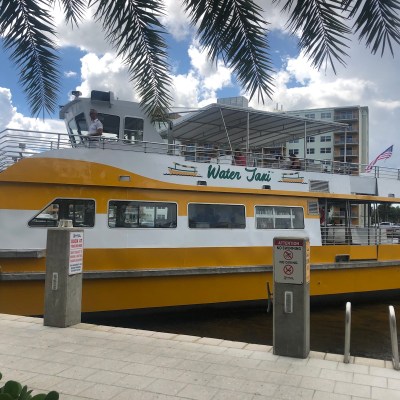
xmin=28 ymin=199 xmax=305 ymax=230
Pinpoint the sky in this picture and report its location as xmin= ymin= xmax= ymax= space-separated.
xmin=0 ymin=0 xmax=399 ymax=167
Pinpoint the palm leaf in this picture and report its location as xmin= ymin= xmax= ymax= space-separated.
xmin=55 ymin=0 xmax=87 ymax=27
xmin=276 ymin=0 xmax=351 ymax=73
xmin=91 ymin=0 xmax=172 ymax=121
xmin=0 ymin=0 xmax=60 ymax=117
xmin=343 ymin=0 xmax=400 ymax=56
xmin=183 ymin=0 xmax=274 ymax=103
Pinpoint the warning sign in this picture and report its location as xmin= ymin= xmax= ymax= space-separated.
xmin=273 ymin=238 xmax=306 ymax=285
xmin=69 ymin=231 xmax=84 ymax=275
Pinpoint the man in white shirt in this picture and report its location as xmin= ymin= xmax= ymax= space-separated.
xmin=88 ymin=109 xmax=103 ymax=137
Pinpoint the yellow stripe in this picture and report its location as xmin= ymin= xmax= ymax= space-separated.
xmin=0 ymin=182 xmax=315 ymax=216
xmin=2 ymin=157 xmax=398 ymax=203
xmin=1 ymin=265 xmax=400 ymax=315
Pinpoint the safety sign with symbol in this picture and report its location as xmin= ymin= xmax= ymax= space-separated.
xmin=273 ymin=238 xmax=305 ymax=285
xmin=283 ymin=265 xmax=294 ymax=275
xmin=283 ymin=250 xmax=293 ymax=260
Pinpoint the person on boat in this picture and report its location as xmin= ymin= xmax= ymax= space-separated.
xmin=290 ymin=154 xmax=301 ymax=170
xmin=88 ymin=109 xmax=103 ymax=138
xmin=234 ymin=149 xmax=246 ymax=166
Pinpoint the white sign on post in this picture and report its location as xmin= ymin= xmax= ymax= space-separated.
xmin=69 ymin=231 xmax=84 ymax=275
xmin=273 ymin=238 xmax=307 ymax=285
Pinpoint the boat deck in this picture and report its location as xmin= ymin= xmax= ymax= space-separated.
xmin=1 ymin=128 xmax=399 ymax=180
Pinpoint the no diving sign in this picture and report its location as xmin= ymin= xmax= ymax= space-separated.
xmin=273 ymin=238 xmax=308 ymax=285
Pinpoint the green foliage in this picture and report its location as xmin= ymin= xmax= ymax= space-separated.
xmin=0 ymin=373 xmax=58 ymax=400
xmin=1 ymin=0 xmax=400 ymax=119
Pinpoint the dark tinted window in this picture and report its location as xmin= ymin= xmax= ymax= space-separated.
xmin=108 ymin=201 xmax=177 ymax=228
xmin=255 ymin=206 xmax=304 ymax=229
xmin=188 ymin=204 xmax=245 ymax=229
xmin=124 ymin=117 xmax=144 ymax=141
xmin=29 ymin=199 xmax=95 ymax=227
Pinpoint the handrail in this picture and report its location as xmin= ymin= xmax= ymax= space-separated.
xmin=388 ymin=305 xmax=400 ymax=370
xmin=1 ymin=128 xmax=400 ymax=180
xmin=344 ymin=302 xmax=351 ymax=363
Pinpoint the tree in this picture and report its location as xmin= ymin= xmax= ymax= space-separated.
xmin=1 ymin=0 xmax=399 ymax=120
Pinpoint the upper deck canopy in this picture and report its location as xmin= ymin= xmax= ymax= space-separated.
xmin=168 ymin=104 xmax=348 ymax=148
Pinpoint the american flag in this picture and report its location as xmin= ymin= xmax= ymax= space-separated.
xmin=365 ymin=145 xmax=393 ymax=172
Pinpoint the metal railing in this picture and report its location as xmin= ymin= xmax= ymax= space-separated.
xmin=389 ymin=305 xmax=400 ymax=370
xmin=1 ymin=128 xmax=400 ymax=180
xmin=321 ymin=226 xmax=400 ymax=245
xmin=344 ymin=302 xmax=351 ymax=363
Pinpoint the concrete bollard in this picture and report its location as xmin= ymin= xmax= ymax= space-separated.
xmin=44 ymin=224 xmax=84 ymax=327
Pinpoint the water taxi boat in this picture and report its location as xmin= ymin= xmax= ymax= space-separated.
xmin=1 ymin=91 xmax=399 ymax=316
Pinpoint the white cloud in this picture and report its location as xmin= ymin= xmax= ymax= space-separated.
xmin=0 ymin=88 xmax=15 ymax=129
xmin=64 ymin=70 xmax=77 ymax=78
xmin=76 ymin=53 xmax=138 ymax=102
xmin=161 ymin=0 xmax=192 ymax=41
xmin=0 ymin=88 xmax=64 ymax=132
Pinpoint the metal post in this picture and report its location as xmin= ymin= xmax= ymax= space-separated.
xmin=344 ymin=302 xmax=351 ymax=363
xmin=389 ymin=305 xmax=400 ymax=370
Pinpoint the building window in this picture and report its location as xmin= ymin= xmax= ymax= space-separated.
xmin=108 ymin=201 xmax=177 ymax=228
xmin=336 ymin=111 xmax=355 ymax=120
xmin=321 ymin=112 xmax=332 ymax=119
xmin=289 ymin=149 xmax=299 ymax=156
xmin=306 ymin=137 xmax=315 ymax=143
xmin=307 ymin=148 xmax=315 ymax=155
xmin=320 ymin=148 xmax=332 ymax=154
xmin=188 ymin=203 xmax=245 ymax=229
xmin=305 ymin=113 xmax=315 ymax=119
xmin=255 ymin=206 xmax=304 ymax=229
xmin=289 ymin=139 xmax=299 ymax=143
xmin=124 ymin=117 xmax=144 ymax=141
xmin=29 ymin=199 xmax=95 ymax=227
xmin=320 ymin=135 xmax=331 ymax=142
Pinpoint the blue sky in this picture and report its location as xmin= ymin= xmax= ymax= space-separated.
xmin=0 ymin=1 xmax=399 ymax=166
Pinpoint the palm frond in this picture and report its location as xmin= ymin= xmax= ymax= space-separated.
xmin=343 ymin=0 xmax=400 ymax=56
xmin=0 ymin=0 xmax=60 ymax=117
xmin=91 ymin=0 xmax=172 ymax=121
xmin=277 ymin=0 xmax=351 ymax=73
xmin=183 ymin=0 xmax=274 ymax=103
xmin=56 ymin=0 xmax=87 ymax=27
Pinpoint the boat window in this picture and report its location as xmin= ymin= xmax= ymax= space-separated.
xmin=28 ymin=199 xmax=95 ymax=227
xmin=124 ymin=117 xmax=144 ymax=141
xmin=108 ymin=201 xmax=177 ymax=228
xmin=67 ymin=113 xmax=88 ymax=145
xmin=188 ymin=204 xmax=246 ymax=229
xmin=255 ymin=206 xmax=304 ymax=229
xmin=97 ymin=113 xmax=120 ymax=138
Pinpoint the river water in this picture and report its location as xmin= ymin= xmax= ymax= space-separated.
xmin=83 ymin=296 xmax=400 ymax=361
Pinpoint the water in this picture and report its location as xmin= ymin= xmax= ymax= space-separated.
xmin=82 ymin=296 xmax=400 ymax=360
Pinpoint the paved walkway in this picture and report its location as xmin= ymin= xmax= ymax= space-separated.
xmin=0 ymin=314 xmax=399 ymax=400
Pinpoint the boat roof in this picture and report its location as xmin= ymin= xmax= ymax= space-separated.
xmin=168 ymin=103 xmax=347 ymax=148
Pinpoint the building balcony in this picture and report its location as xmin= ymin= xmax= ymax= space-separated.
xmin=334 ymin=140 xmax=359 ymax=145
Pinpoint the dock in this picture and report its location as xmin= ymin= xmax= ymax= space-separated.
xmin=0 ymin=314 xmax=399 ymax=399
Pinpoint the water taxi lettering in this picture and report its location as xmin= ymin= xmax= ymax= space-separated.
xmin=245 ymin=167 xmax=272 ymax=182
xmin=207 ymin=165 xmax=272 ymax=182
xmin=207 ymin=165 xmax=241 ymax=180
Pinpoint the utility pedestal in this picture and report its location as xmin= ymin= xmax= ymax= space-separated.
xmin=44 ymin=226 xmax=84 ymax=328
xmin=273 ymin=237 xmax=310 ymax=358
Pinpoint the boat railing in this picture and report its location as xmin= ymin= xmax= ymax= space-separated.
xmin=1 ymin=128 xmax=399 ymax=180
xmin=321 ymin=226 xmax=400 ymax=245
